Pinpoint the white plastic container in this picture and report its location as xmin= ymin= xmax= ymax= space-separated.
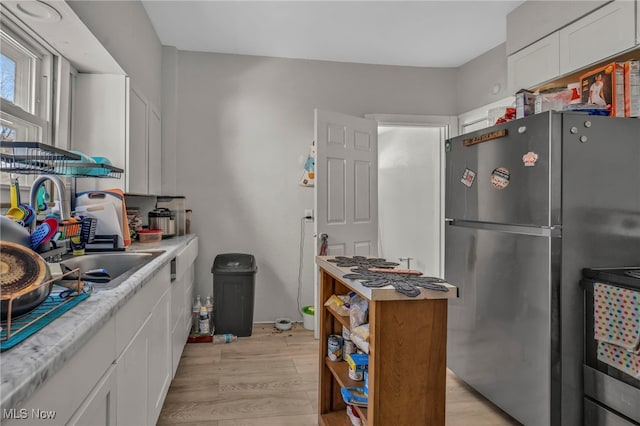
xmin=302 ymin=305 xmax=315 ymax=331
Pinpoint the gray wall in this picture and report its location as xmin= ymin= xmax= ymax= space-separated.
xmin=68 ymin=0 xmax=162 ymax=108
xmin=456 ymin=43 xmax=510 ymax=114
xmin=68 ymin=0 xmax=504 ymax=322
xmin=174 ymin=52 xmax=457 ymax=322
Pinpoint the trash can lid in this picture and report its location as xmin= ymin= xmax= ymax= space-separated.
xmin=212 ymin=253 xmax=257 ymax=274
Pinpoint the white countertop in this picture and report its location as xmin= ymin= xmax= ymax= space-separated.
xmin=316 ymin=256 xmax=458 ymax=301
xmin=0 ymin=235 xmax=197 ymax=412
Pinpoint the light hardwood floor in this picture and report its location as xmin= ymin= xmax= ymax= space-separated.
xmin=158 ymin=324 xmax=521 ymax=425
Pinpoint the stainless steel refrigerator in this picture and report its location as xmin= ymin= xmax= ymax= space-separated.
xmin=444 ymin=111 xmax=640 ymax=426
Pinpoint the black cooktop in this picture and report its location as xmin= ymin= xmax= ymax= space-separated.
xmin=582 ymin=267 xmax=640 ymax=290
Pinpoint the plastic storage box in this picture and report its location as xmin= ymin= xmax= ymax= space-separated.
xmin=138 ymin=228 xmax=163 ymax=243
xmin=211 ymin=253 xmax=257 ymax=337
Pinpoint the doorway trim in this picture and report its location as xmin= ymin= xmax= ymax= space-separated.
xmin=366 ymin=113 xmax=456 ymax=278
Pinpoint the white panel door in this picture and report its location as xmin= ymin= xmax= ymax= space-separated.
xmin=315 ymin=109 xmax=378 ymax=257
xmin=314 ymin=109 xmax=378 ymax=335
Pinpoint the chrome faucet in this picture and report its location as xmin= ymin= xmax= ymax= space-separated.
xmin=29 ymin=175 xmax=71 ymax=232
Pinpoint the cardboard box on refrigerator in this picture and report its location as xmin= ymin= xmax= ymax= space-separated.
xmin=624 ymin=60 xmax=640 ymax=117
xmin=579 ymin=62 xmax=625 ymax=117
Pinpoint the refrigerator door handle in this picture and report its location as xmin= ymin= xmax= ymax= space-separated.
xmin=446 ymin=218 xmax=562 ymax=238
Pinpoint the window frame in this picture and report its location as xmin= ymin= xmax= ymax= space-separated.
xmin=0 ymin=14 xmax=53 ymax=144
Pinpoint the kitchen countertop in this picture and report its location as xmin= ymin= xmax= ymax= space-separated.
xmin=316 ymin=256 xmax=458 ymax=301
xmin=0 ymin=234 xmax=197 ymax=412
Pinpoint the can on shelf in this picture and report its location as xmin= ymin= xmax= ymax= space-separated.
xmin=343 ymin=338 xmax=356 ymax=356
xmin=327 ymin=334 xmax=344 ymax=361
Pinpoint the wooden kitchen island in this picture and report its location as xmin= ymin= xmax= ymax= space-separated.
xmin=316 ymin=256 xmax=458 ymax=426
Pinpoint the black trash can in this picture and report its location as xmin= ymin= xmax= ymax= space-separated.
xmin=211 ymin=253 xmax=257 ymax=337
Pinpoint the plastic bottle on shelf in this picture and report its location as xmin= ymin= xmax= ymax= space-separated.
xmin=192 ymin=295 xmax=201 ymax=333
xmin=205 ymin=295 xmax=213 ymax=316
xmin=198 ymin=306 xmax=210 ymax=334
xmin=213 ymin=333 xmax=237 ymax=344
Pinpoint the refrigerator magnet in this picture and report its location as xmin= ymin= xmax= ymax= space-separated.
xmin=490 ymin=167 xmax=510 ymax=189
xmin=522 ymin=151 xmax=538 ymax=167
xmin=461 ymin=168 xmax=476 ymax=187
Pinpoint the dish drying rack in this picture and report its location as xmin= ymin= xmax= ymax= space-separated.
xmin=1 ymin=267 xmax=85 ymax=341
xmin=0 ymin=142 xmax=123 ymax=178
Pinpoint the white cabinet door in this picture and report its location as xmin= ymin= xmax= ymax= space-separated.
xmin=116 ymin=314 xmax=151 ymax=426
xmin=184 ymin=262 xmax=195 ymax=335
xmin=129 ymin=89 xmax=162 ymax=195
xmin=67 ymin=365 xmax=117 ymax=426
xmin=128 ymin=87 xmax=149 ymax=194
xmin=507 ymin=32 xmax=560 ymax=93
xmin=559 ymin=0 xmax=636 ymax=74
xmin=72 ymin=74 xmax=128 ymax=192
xmin=637 ymin=0 xmax=640 ymax=45
xmin=148 ymin=104 xmax=162 ymax=195
xmin=148 ymin=286 xmax=172 ymax=424
xmin=171 ymin=275 xmax=186 ymax=377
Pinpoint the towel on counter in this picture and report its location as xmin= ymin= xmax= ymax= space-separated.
xmin=598 ymin=341 xmax=640 ymax=379
xmin=594 ymin=282 xmax=640 ymax=352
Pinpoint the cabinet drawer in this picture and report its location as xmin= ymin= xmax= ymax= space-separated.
xmin=175 ymin=237 xmax=198 ymax=282
xmin=508 ymin=32 xmax=560 ymax=93
xmin=559 ymin=0 xmax=636 ymax=74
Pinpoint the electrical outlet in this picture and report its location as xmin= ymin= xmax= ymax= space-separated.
xmin=304 ymin=209 xmax=314 ymax=222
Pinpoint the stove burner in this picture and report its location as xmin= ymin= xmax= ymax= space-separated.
xmin=330 ymin=256 xmax=449 ymax=297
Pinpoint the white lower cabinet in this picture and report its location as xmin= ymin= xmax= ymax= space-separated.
xmin=3 ymin=318 xmax=116 ymax=426
xmin=67 ymin=365 xmax=117 ymax=426
xmin=114 ymin=263 xmax=171 ymax=426
xmin=171 ymin=274 xmax=186 ymax=376
xmin=148 ymin=287 xmax=172 ymax=424
xmin=116 ymin=315 xmax=151 ymax=426
xmin=171 ymin=237 xmax=199 ymax=376
xmin=3 ymin=241 xmax=197 ymax=425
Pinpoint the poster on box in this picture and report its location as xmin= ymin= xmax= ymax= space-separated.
xmin=581 ymin=67 xmax=612 ymax=107
xmin=579 ymin=62 xmax=624 ymax=116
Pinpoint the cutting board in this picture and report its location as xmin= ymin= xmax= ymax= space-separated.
xmin=74 ymin=203 xmax=124 ymax=248
xmin=75 ymin=190 xmax=130 ymax=247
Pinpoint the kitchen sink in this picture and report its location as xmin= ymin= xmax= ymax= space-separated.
xmin=58 ymin=251 xmax=165 ymax=290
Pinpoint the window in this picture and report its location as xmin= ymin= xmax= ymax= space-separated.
xmin=0 ymin=17 xmax=52 ymax=144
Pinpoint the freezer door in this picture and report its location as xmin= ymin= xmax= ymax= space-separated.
xmin=445 ymin=112 xmax=561 ymax=226
xmin=446 ymin=223 xmax=558 ymax=426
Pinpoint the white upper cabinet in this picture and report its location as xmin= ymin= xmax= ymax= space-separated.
xmin=637 ymin=0 xmax=640 ymax=45
xmin=507 ymin=0 xmax=639 ymax=92
xmin=559 ymin=0 xmax=636 ymax=74
xmin=129 ymin=87 xmax=148 ymax=194
xmin=508 ymin=33 xmax=560 ymax=93
xmin=72 ymin=74 xmax=128 ymax=192
xmin=148 ymin=104 xmax=162 ymax=195
xmin=506 ymin=1 xmax=607 ymax=55
xmin=73 ymin=75 xmax=162 ymax=195
xmin=128 ymin=86 xmax=162 ymax=195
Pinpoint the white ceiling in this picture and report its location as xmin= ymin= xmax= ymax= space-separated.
xmin=141 ymin=1 xmax=525 ymax=68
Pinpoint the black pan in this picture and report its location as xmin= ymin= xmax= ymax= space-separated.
xmin=1 ymin=241 xmax=51 ymax=320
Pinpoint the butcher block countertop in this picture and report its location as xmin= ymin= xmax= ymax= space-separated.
xmin=316 ymin=256 xmax=457 ymax=301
